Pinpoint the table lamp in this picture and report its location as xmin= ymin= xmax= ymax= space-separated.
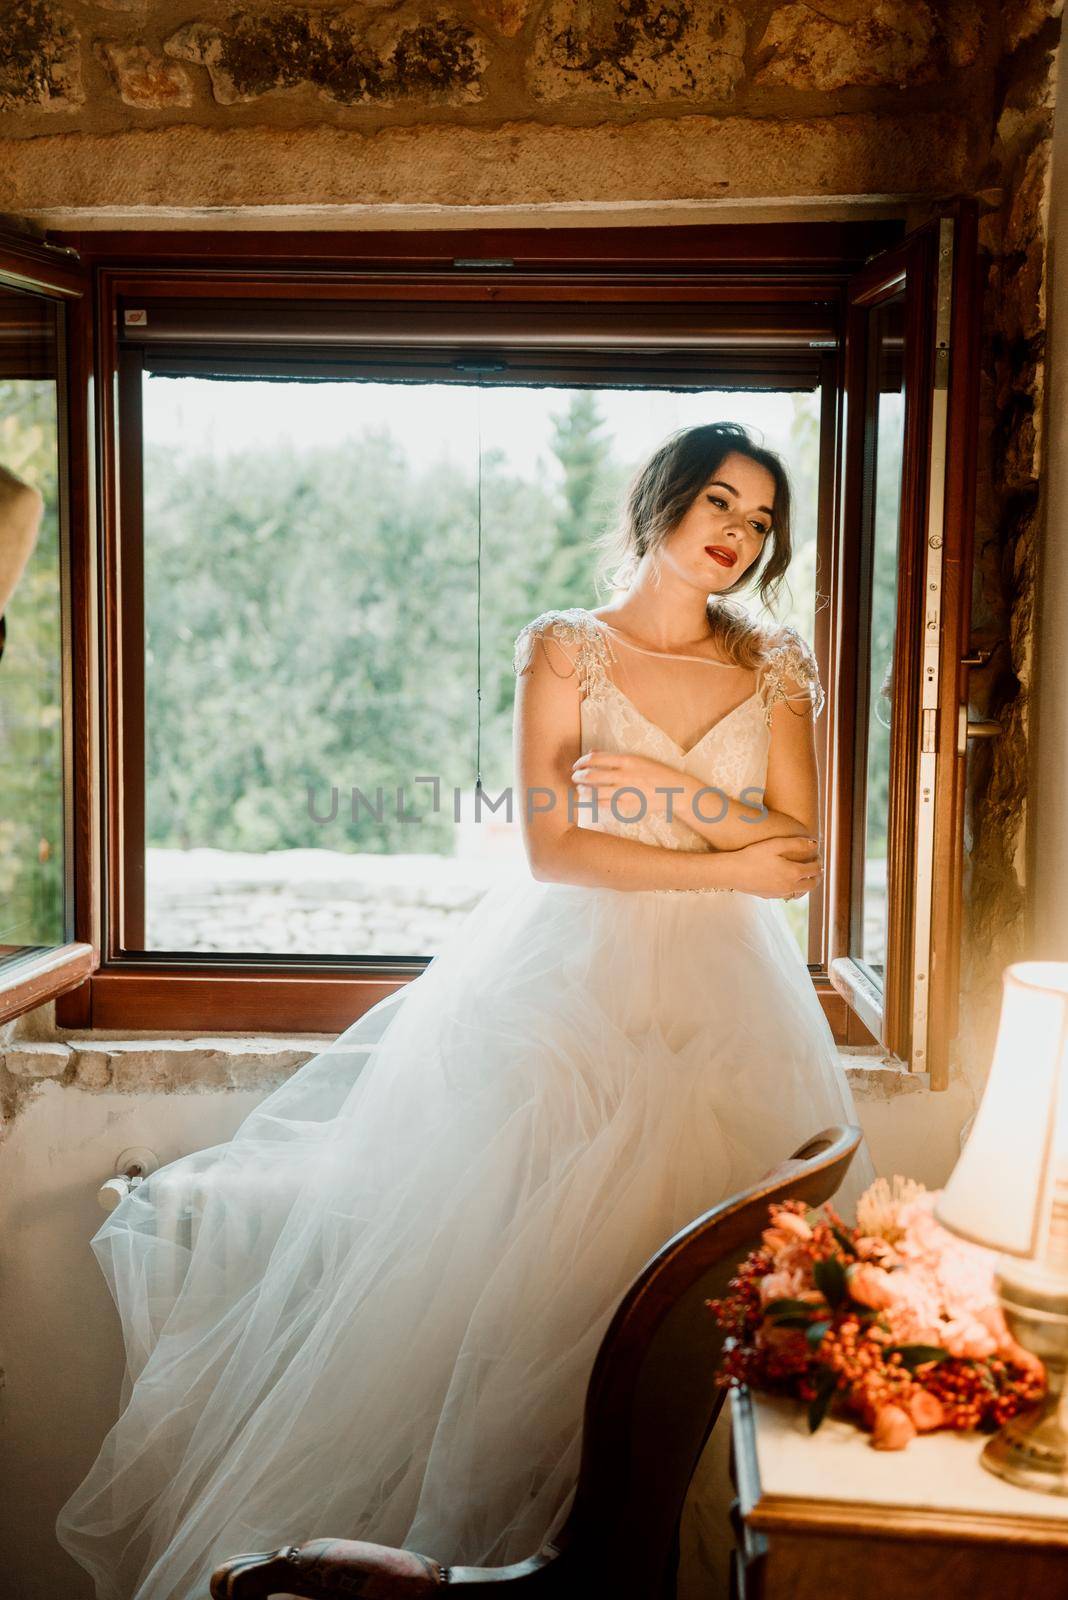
xmin=935 ymin=959 xmax=1068 ymax=1494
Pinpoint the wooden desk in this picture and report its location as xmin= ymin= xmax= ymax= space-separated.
xmin=727 ymin=1384 xmax=1068 ymax=1599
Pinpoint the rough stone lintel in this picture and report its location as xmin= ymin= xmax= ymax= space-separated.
xmin=0 ymin=111 xmax=979 ymax=224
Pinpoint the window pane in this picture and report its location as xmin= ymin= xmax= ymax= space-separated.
xmin=859 ymin=294 xmax=905 ymax=979
xmin=138 ymin=379 xmax=821 ymax=961
xmin=0 ymin=288 xmax=66 ymax=964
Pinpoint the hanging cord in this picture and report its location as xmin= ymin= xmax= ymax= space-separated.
xmin=474 ymin=385 xmax=483 ymax=795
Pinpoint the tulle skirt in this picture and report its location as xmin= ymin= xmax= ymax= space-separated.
xmin=55 ymin=867 xmax=877 ymax=1600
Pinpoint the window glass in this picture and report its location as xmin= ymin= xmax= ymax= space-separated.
xmin=859 ymin=293 xmax=906 ymax=979
xmin=0 ymin=286 xmax=66 ymax=965
xmin=138 ymin=378 xmax=822 ymax=960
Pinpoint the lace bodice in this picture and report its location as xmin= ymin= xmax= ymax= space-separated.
xmin=513 ymin=606 xmax=823 ymax=854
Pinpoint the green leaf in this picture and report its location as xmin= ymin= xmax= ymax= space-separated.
xmin=830 ymin=1225 xmax=857 ymax=1256
xmin=771 ymin=1313 xmax=819 ymax=1329
xmin=763 ymin=1297 xmax=825 ymax=1316
xmin=813 ymin=1255 xmax=847 ymax=1309
xmin=807 ymin=1370 xmax=838 ymax=1433
xmin=805 ymin=1319 xmax=832 ymax=1349
xmin=885 ymin=1343 xmax=950 ymax=1371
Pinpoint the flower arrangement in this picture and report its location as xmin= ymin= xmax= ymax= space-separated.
xmin=706 ymin=1176 xmax=1047 ymax=1449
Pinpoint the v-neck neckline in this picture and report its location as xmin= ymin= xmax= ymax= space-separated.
xmin=601 ymin=680 xmax=763 ymax=757
xmin=583 ymin=612 xmax=762 ymax=756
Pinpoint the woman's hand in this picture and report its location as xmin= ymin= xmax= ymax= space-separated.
xmin=570 ymin=750 xmax=687 ymax=822
xmin=730 ymin=835 xmax=823 ymax=901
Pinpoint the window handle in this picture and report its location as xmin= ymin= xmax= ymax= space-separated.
xmin=958 ymin=705 xmax=1003 ymax=752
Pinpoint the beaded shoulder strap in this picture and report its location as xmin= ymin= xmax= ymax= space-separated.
xmin=512 ymin=608 xmax=614 ymax=699
xmin=758 ymin=624 xmax=825 ymax=726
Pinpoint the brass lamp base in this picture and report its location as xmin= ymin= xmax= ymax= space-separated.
xmin=981 ymin=1398 xmax=1068 ymax=1494
xmin=983 ymin=1262 xmax=1068 ymax=1495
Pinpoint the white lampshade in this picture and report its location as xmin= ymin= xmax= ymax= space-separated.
xmin=934 ymin=961 xmax=1068 ymax=1260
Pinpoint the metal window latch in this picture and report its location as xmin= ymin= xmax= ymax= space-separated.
xmin=957 ymin=647 xmax=1002 ymax=750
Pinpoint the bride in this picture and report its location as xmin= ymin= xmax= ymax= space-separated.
xmin=56 ymin=419 xmax=877 ymax=1600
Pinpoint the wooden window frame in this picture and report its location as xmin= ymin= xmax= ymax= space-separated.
xmin=0 ymin=230 xmax=98 ymax=1026
xmin=826 ymin=203 xmax=981 ymax=1086
xmin=45 ymin=220 xmax=919 ymax=1040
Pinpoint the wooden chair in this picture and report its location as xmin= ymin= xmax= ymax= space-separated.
xmin=210 ymin=1123 xmax=863 ymax=1600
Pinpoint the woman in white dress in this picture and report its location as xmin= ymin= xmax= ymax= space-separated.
xmin=55 ymin=421 xmax=877 ymax=1600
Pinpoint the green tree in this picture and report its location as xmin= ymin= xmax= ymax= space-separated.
xmin=538 ymin=392 xmax=616 ymax=605
xmin=0 ymin=379 xmax=64 ymax=950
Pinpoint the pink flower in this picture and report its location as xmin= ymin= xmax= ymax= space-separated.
xmin=940 ymin=1317 xmax=998 ymax=1360
xmin=847 ymin=1263 xmax=899 ymax=1310
xmin=871 ymin=1404 xmax=917 ymax=1450
xmin=854 ymin=1234 xmax=895 ymax=1264
xmin=759 ymin=1268 xmax=804 ymax=1306
xmin=769 ymin=1208 xmax=813 ymax=1242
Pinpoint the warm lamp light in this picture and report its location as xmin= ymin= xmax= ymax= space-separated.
xmin=934 ymin=960 xmax=1068 ymax=1493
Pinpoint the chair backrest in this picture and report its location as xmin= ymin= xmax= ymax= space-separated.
xmin=552 ymin=1125 xmax=863 ymax=1599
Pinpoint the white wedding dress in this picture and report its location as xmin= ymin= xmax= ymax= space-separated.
xmin=56 ymin=606 xmax=877 ymax=1600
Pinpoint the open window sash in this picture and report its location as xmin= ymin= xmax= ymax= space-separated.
xmin=828 ymin=199 xmax=981 ymax=1088
xmin=0 ymin=227 xmax=97 ymax=1024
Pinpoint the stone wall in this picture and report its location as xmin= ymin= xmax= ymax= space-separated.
xmin=962 ymin=4 xmax=1062 ymax=1076
xmin=0 ymin=0 xmax=1014 ymax=226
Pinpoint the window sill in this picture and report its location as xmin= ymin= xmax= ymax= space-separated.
xmin=0 ymin=1034 xmax=918 ymax=1100
xmin=0 ymin=943 xmax=96 ymax=1027
xmin=2 ymin=1032 xmax=333 ymax=1094
xmin=835 ymin=1044 xmax=920 ymax=1098
xmin=828 ymin=957 xmax=884 ymax=1044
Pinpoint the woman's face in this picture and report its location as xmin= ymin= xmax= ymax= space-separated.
xmin=658 ymin=449 xmax=776 ymax=593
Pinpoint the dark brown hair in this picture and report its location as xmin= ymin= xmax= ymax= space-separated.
xmin=592 ymin=421 xmax=793 ymax=667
